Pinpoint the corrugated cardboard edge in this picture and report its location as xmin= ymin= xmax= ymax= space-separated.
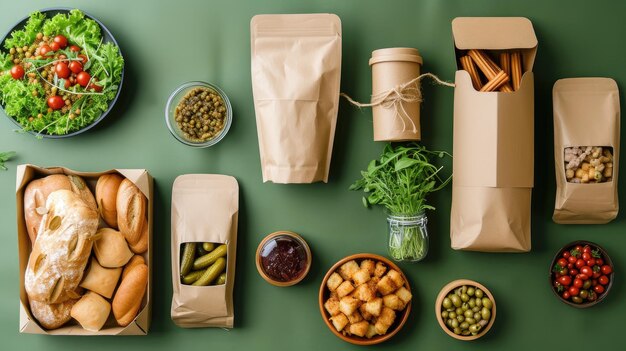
xmin=16 ymin=164 xmax=152 ymax=335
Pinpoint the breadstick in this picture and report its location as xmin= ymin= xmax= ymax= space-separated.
xmin=460 ymin=55 xmax=483 ymax=90
xmin=500 ymin=52 xmax=511 ymax=77
xmin=511 ymin=51 xmax=523 ymax=91
xmin=468 ymin=49 xmax=513 ymax=92
xmin=480 ymin=70 xmax=510 ymax=92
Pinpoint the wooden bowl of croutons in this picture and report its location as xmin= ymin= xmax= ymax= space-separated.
xmin=319 ymin=253 xmax=412 ymax=345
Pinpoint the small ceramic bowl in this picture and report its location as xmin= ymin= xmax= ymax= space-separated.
xmin=256 ymin=231 xmax=311 ymax=287
xmin=435 ymin=279 xmax=496 ymax=341
xmin=319 ymin=253 xmax=411 ymax=345
xmin=549 ymin=240 xmax=614 ymax=308
xmin=165 ymin=81 xmax=232 ymax=147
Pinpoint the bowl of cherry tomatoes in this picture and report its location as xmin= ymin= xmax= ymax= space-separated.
xmin=550 ymin=241 xmax=614 ymax=308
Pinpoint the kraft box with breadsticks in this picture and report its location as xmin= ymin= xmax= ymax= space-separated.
xmin=16 ymin=164 xmax=152 ymax=335
xmin=449 ymin=17 xmax=537 ymax=252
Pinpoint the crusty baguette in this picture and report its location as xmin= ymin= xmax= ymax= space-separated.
xmin=29 ymin=298 xmax=78 ymax=330
xmin=95 ymin=173 xmax=124 ymax=228
xmin=116 ymin=179 xmax=147 ymax=245
xmin=24 ymin=190 xmax=99 ymax=304
xmin=122 ymin=255 xmax=145 ymax=280
xmin=112 ymin=263 xmax=148 ymax=327
xmin=129 ymin=218 xmax=148 ymax=254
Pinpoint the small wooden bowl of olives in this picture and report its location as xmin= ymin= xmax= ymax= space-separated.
xmin=165 ymin=81 xmax=232 ymax=147
xmin=435 ymin=279 xmax=496 ymax=341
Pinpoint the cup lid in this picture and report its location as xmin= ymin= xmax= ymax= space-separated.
xmin=369 ymin=47 xmax=423 ymax=65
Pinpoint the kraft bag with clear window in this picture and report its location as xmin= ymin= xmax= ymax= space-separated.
xmin=250 ymin=14 xmax=342 ymax=184
xmin=553 ymin=78 xmax=620 ymax=224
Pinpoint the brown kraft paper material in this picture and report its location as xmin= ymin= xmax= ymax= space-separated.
xmin=250 ymin=14 xmax=342 ymax=183
xmin=553 ymin=78 xmax=620 ymax=224
xmin=170 ymin=174 xmax=238 ymax=328
xmin=16 ymin=164 xmax=153 ymax=335
xmin=449 ymin=17 xmax=537 ymax=252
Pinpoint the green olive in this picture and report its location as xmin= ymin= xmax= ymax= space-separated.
xmin=464 ymin=310 xmax=473 ymax=318
xmin=462 ymin=330 xmax=471 ymax=336
xmin=465 ymin=317 xmax=476 ymax=325
xmin=451 ymin=319 xmax=459 ymax=328
xmin=475 ymin=297 xmax=483 ymax=308
xmin=450 ymin=295 xmax=461 ymax=307
xmin=482 ymin=298 xmax=493 ymax=309
xmin=475 ymin=289 xmax=484 ymax=298
xmin=453 ymin=327 xmax=462 ymax=335
xmin=460 ymin=321 xmax=470 ymax=330
xmin=472 ymin=306 xmax=481 ymax=313
xmin=449 ymin=312 xmax=456 ymax=319
xmin=443 ymin=297 xmax=452 ymax=309
xmin=456 ymin=307 xmax=463 ymax=315
xmin=441 ymin=311 xmax=449 ymax=319
xmin=461 ymin=285 xmax=468 ymax=294
xmin=481 ymin=307 xmax=491 ymax=321
xmin=461 ymin=293 xmax=470 ymax=302
xmin=456 ymin=315 xmax=465 ymax=323
xmin=446 ymin=319 xmax=453 ymax=327
xmin=468 ymin=299 xmax=476 ymax=308
xmin=467 ymin=287 xmax=475 ymax=296
xmin=469 ymin=324 xmax=482 ymax=334
xmin=461 ymin=302 xmax=470 ymax=311
xmin=474 ymin=312 xmax=482 ymax=321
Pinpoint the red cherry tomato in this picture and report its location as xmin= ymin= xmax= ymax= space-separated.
xmin=599 ymin=275 xmax=610 ymax=285
xmin=77 ymin=54 xmax=88 ymax=63
xmin=569 ymin=268 xmax=578 ymax=276
xmin=563 ymin=251 xmax=571 ymax=259
xmin=583 ymin=245 xmax=591 ymax=253
xmin=586 ymin=258 xmax=596 ymax=267
xmin=40 ymin=45 xmax=53 ymax=57
xmin=567 ymin=263 xmax=574 ymax=269
xmin=47 ymin=95 xmax=64 ymax=110
xmin=53 ymin=35 xmax=68 ymax=49
xmin=594 ymin=285 xmax=605 ymax=294
xmin=576 ymin=274 xmax=589 ymax=281
xmin=76 ymin=71 xmax=91 ymax=87
xmin=593 ymin=271 xmax=601 ymax=279
xmin=55 ymin=62 xmax=70 ymax=79
xmin=568 ymin=256 xmax=577 ymax=264
xmin=568 ymin=286 xmax=580 ymax=296
xmin=582 ymin=252 xmax=591 ymax=261
xmin=49 ymin=42 xmax=60 ymax=51
xmin=10 ymin=65 xmax=24 ymax=79
xmin=558 ymin=276 xmax=572 ymax=286
xmin=87 ymin=83 xmax=103 ymax=92
xmin=596 ymin=258 xmax=604 ymax=266
xmin=573 ymin=278 xmax=583 ymax=288
xmin=601 ymin=265 xmax=613 ymax=275
xmin=63 ymin=79 xmax=70 ymax=89
xmin=68 ymin=60 xmax=83 ymax=74
xmin=557 ymin=258 xmax=568 ymax=268
xmin=562 ymin=291 xmax=571 ymax=299
xmin=69 ymin=45 xmax=81 ymax=52
xmin=592 ymin=279 xmax=598 ymax=286
xmin=575 ymin=245 xmax=583 ymax=252
xmin=580 ymin=266 xmax=593 ymax=277
xmin=575 ymin=259 xmax=586 ymax=269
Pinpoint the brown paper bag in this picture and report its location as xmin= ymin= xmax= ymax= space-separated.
xmin=250 ymin=14 xmax=342 ymax=183
xmin=553 ymin=78 xmax=620 ymax=224
xmin=170 ymin=174 xmax=238 ymax=328
xmin=449 ymin=17 xmax=537 ymax=252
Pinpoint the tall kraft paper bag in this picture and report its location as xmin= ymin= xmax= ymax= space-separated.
xmin=553 ymin=78 xmax=620 ymax=224
xmin=450 ymin=18 xmax=537 ymax=252
xmin=251 ymin=14 xmax=342 ymax=183
xmin=171 ymin=174 xmax=238 ymax=328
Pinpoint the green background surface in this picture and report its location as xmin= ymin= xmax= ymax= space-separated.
xmin=1 ymin=0 xmax=624 ymax=349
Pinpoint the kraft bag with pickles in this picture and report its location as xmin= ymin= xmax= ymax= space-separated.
xmin=250 ymin=14 xmax=342 ymax=183
xmin=552 ymin=78 xmax=620 ymax=224
xmin=170 ymin=174 xmax=239 ymax=328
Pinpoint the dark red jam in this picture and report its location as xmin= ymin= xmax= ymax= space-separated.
xmin=260 ymin=236 xmax=307 ymax=282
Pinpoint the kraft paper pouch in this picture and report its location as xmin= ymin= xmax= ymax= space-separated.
xmin=449 ymin=17 xmax=536 ymax=252
xmin=250 ymin=14 xmax=342 ymax=183
xmin=171 ymin=174 xmax=238 ymax=328
xmin=553 ymin=78 xmax=620 ymax=224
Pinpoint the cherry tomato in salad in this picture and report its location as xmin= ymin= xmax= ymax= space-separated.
xmin=47 ymin=95 xmax=64 ymax=110
xmin=68 ymin=60 xmax=83 ymax=74
xmin=601 ymin=265 xmax=612 ymax=275
xmin=53 ymin=35 xmax=68 ymax=49
xmin=10 ymin=65 xmax=24 ymax=79
xmin=580 ymin=266 xmax=593 ymax=277
xmin=55 ymin=62 xmax=70 ymax=79
xmin=558 ymin=275 xmax=572 ymax=286
xmin=76 ymin=71 xmax=91 ymax=87
xmin=87 ymin=83 xmax=103 ymax=92
xmin=599 ymin=275 xmax=609 ymax=285
xmin=69 ymin=45 xmax=81 ymax=52
xmin=77 ymin=54 xmax=88 ymax=63
xmin=50 ymin=42 xmax=60 ymax=51
xmin=40 ymin=45 xmax=53 ymax=57
xmin=593 ymin=285 xmax=605 ymax=294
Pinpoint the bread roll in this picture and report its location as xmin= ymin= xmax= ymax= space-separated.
xmin=122 ymin=255 xmax=145 ymax=280
xmin=116 ymin=179 xmax=147 ymax=245
xmin=24 ymin=174 xmax=97 ymax=244
xmin=128 ymin=218 xmax=148 ymax=254
xmin=80 ymin=257 xmax=122 ymax=299
xmin=112 ymin=263 xmax=148 ymax=327
xmin=29 ymin=298 xmax=77 ymax=330
xmin=95 ymin=173 xmax=124 ymax=228
xmin=94 ymin=228 xmax=133 ymax=268
xmin=71 ymin=292 xmax=111 ymax=332
xmin=24 ymin=190 xmax=99 ymax=304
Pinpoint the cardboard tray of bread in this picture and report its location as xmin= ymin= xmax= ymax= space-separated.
xmin=16 ymin=164 xmax=153 ymax=335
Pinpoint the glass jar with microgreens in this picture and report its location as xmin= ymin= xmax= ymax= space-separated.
xmin=350 ymin=143 xmax=451 ymax=262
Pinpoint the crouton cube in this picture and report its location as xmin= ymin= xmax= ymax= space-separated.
xmin=376 ymin=276 xmax=398 ymax=295
xmin=360 ymin=259 xmax=376 ymax=276
xmin=374 ymin=307 xmax=396 ymax=334
xmin=387 ymin=270 xmax=404 ymax=288
xmin=326 ymin=272 xmax=343 ymax=291
xmin=352 ymin=268 xmax=371 ymax=286
xmin=339 ymin=296 xmax=360 ymax=316
xmin=347 ymin=311 xmax=363 ymax=324
xmin=359 ymin=303 xmax=373 ymax=320
xmin=383 ymin=293 xmax=405 ymax=311
xmin=353 ymin=282 xmax=376 ymax=302
xmin=336 ymin=280 xmax=355 ymax=298
xmin=329 ymin=290 xmax=338 ymax=299
xmin=339 ymin=260 xmax=360 ymax=280
xmin=324 ymin=296 xmax=340 ymax=316
xmin=330 ymin=313 xmax=349 ymax=332
xmin=396 ymin=286 xmax=413 ymax=304
xmin=374 ymin=261 xmax=387 ymax=278
xmin=365 ymin=323 xmax=377 ymax=339
xmin=349 ymin=320 xmax=369 ymax=337
xmin=363 ymin=297 xmax=383 ymax=317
